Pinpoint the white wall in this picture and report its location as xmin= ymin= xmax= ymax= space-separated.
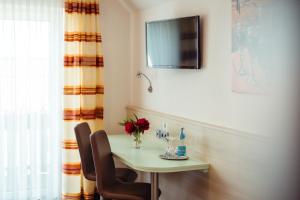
xmin=101 ymin=0 xmax=131 ymax=133
xmin=100 ymin=1 xmax=297 ymax=199
xmin=131 ymin=0 xmax=270 ymax=136
xmin=127 ymin=2 xmax=275 ymax=199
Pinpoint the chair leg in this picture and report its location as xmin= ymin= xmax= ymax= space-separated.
xmin=93 ymin=192 xmax=100 ymax=200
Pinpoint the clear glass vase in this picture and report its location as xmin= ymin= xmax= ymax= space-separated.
xmin=133 ymin=132 xmax=142 ymax=149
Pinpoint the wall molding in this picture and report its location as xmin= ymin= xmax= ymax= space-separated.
xmin=127 ymin=105 xmax=267 ymax=142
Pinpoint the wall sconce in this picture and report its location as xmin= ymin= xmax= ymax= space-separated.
xmin=136 ymin=71 xmax=153 ymax=93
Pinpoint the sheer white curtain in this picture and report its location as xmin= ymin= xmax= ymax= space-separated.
xmin=0 ymin=0 xmax=63 ymax=199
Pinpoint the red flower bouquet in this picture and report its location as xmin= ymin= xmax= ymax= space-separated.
xmin=120 ymin=114 xmax=150 ymax=148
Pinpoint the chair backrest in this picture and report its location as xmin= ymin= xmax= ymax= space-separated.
xmin=74 ymin=122 xmax=95 ymax=181
xmin=90 ymin=130 xmax=116 ymax=192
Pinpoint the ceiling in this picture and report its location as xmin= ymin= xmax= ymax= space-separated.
xmin=125 ymin=0 xmax=175 ymax=11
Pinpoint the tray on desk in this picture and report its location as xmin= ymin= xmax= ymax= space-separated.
xmin=159 ymin=153 xmax=189 ymax=160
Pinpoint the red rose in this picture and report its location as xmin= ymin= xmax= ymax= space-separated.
xmin=136 ymin=118 xmax=150 ymax=132
xmin=124 ymin=122 xmax=136 ymax=134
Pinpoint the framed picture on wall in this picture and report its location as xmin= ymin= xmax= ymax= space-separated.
xmin=231 ymin=0 xmax=273 ymax=94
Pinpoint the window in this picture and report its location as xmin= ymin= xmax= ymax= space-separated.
xmin=0 ymin=20 xmax=50 ymax=111
xmin=0 ymin=1 xmax=63 ymax=199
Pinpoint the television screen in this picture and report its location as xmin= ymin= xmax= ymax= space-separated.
xmin=146 ymin=16 xmax=201 ymax=69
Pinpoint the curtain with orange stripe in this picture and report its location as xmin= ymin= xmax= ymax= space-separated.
xmin=62 ymin=0 xmax=104 ymax=199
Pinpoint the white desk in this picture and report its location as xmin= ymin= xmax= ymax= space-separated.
xmin=108 ymin=134 xmax=209 ymax=200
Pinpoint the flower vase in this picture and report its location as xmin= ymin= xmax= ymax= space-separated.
xmin=133 ymin=132 xmax=142 ymax=149
xmin=120 ymin=115 xmax=149 ymax=149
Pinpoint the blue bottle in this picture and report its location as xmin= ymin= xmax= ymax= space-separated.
xmin=177 ymin=128 xmax=186 ymax=157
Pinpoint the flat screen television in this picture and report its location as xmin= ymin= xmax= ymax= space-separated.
xmin=146 ymin=16 xmax=201 ymax=69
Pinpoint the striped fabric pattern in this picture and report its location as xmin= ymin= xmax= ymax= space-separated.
xmin=65 ymin=32 xmax=102 ymax=42
xmin=64 ymin=56 xmax=104 ymax=67
xmin=62 ymin=0 xmax=103 ymax=199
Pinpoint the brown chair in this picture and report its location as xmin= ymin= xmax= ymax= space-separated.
xmin=90 ymin=130 xmax=161 ymax=200
xmin=74 ymin=122 xmax=137 ymax=183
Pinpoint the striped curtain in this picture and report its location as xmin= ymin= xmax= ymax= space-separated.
xmin=62 ymin=0 xmax=104 ymax=199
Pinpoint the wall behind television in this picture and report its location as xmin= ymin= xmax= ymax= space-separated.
xmin=130 ymin=0 xmax=270 ymax=136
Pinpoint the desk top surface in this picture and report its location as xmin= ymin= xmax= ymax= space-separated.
xmin=108 ymin=134 xmax=209 ymax=173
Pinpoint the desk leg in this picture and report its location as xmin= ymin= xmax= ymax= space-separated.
xmin=151 ymin=172 xmax=159 ymax=200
